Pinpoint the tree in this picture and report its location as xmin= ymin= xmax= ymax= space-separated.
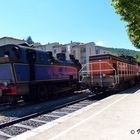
xmin=26 ymin=36 xmax=34 ymax=45
xmin=111 ymin=0 xmax=140 ymax=48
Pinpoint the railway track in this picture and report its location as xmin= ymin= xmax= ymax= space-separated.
xmin=0 ymin=100 xmax=40 ymax=113
xmin=0 ymin=103 xmax=11 ymax=112
xmin=0 ymin=89 xmax=91 ymax=113
xmin=0 ymin=92 xmax=79 ymax=113
xmin=0 ymin=91 xmax=97 ymax=140
xmin=0 ymin=102 xmax=25 ymax=113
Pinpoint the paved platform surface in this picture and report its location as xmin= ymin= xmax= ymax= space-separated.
xmin=11 ymin=85 xmax=140 ymax=140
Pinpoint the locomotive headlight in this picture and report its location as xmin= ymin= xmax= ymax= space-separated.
xmin=102 ymin=74 xmax=106 ymax=77
xmin=3 ymin=82 xmax=8 ymax=86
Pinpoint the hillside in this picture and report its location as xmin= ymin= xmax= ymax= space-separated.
xmin=107 ymin=48 xmax=140 ymax=62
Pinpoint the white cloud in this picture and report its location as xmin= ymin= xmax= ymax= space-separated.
xmin=95 ymin=41 xmax=104 ymax=46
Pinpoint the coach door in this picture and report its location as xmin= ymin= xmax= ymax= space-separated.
xmin=26 ymin=49 xmax=36 ymax=81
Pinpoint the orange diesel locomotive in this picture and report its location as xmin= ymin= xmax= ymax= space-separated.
xmin=79 ymin=54 xmax=140 ymax=92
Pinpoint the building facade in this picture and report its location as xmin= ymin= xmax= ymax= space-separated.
xmin=36 ymin=42 xmax=64 ymax=58
xmin=0 ymin=37 xmax=111 ymax=67
xmin=37 ymin=41 xmax=111 ymax=65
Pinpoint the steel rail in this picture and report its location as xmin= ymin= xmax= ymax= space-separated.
xmin=0 ymin=93 xmax=95 ymax=129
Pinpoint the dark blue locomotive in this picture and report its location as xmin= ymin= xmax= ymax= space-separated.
xmin=0 ymin=44 xmax=81 ymax=103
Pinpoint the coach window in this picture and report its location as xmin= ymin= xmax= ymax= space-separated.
xmin=128 ymin=65 xmax=130 ymax=75
xmin=124 ymin=63 xmax=127 ymax=75
xmin=133 ymin=66 xmax=135 ymax=75
xmin=129 ymin=65 xmax=131 ymax=75
xmin=130 ymin=65 xmax=131 ymax=75
xmin=126 ymin=64 xmax=128 ymax=75
xmin=127 ymin=64 xmax=129 ymax=75
xmin=130 ymin=65 xmax=132 ymax=75
xmin=128 ymin=64 xmax=130 ymax=75
xmin=122 ymin=69 xmax=124 ymax=75
xmin=120 ymin=63 xmax=123 ymax=76
xmin=122 ymin=63 xmax=125 ymax=75
xmin=124 ymin=63 xmax=126 ymax=75
xmin=117 ymin=63 xmax=120 ymax=75
xmin=124 ymin=64 xmax=126 ymax=75
xmin=133 ymin=68 xmax=134 ymax=75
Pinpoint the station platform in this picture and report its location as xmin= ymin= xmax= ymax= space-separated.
xmin=11 ymin=85 xmax=140 ymax=140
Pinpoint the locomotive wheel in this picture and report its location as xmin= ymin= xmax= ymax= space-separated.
xmin=23 ymin=95 xmax=33 ymax=102
xmin=23 ymin=93 xmax=38 ymax=102
xmin=47 ymin=85 xmax=57 ymax=99
xmin=37 ymin=85 xmax=48 ymax=101
xmin=118 ymin=81 xmax=129 ymax=91
xmin=7 ymin=96 xmax=18 ymax=104
xmin=0 ymin=97 xmax=5 ymax=103
xmin=128 ymin=80 xmax=135 ymax=87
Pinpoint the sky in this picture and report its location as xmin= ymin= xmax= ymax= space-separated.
xmin=0 ymin=0 xmax=138 ymax=50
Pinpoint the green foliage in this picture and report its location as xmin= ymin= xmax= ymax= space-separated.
xmin=108 ymin=47 xmax=140 ymax=62
xmin=111 ymin=0 xmax=140 ymax=48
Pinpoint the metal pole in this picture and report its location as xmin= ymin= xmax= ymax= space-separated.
xmin=99 ymin=60 xmax=102 ymax=87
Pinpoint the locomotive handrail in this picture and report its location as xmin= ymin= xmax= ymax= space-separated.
xmin=79 ymin=61 xmax=119 ymax=86
xmin=80 ymin=69 xmax=115 ymax=72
